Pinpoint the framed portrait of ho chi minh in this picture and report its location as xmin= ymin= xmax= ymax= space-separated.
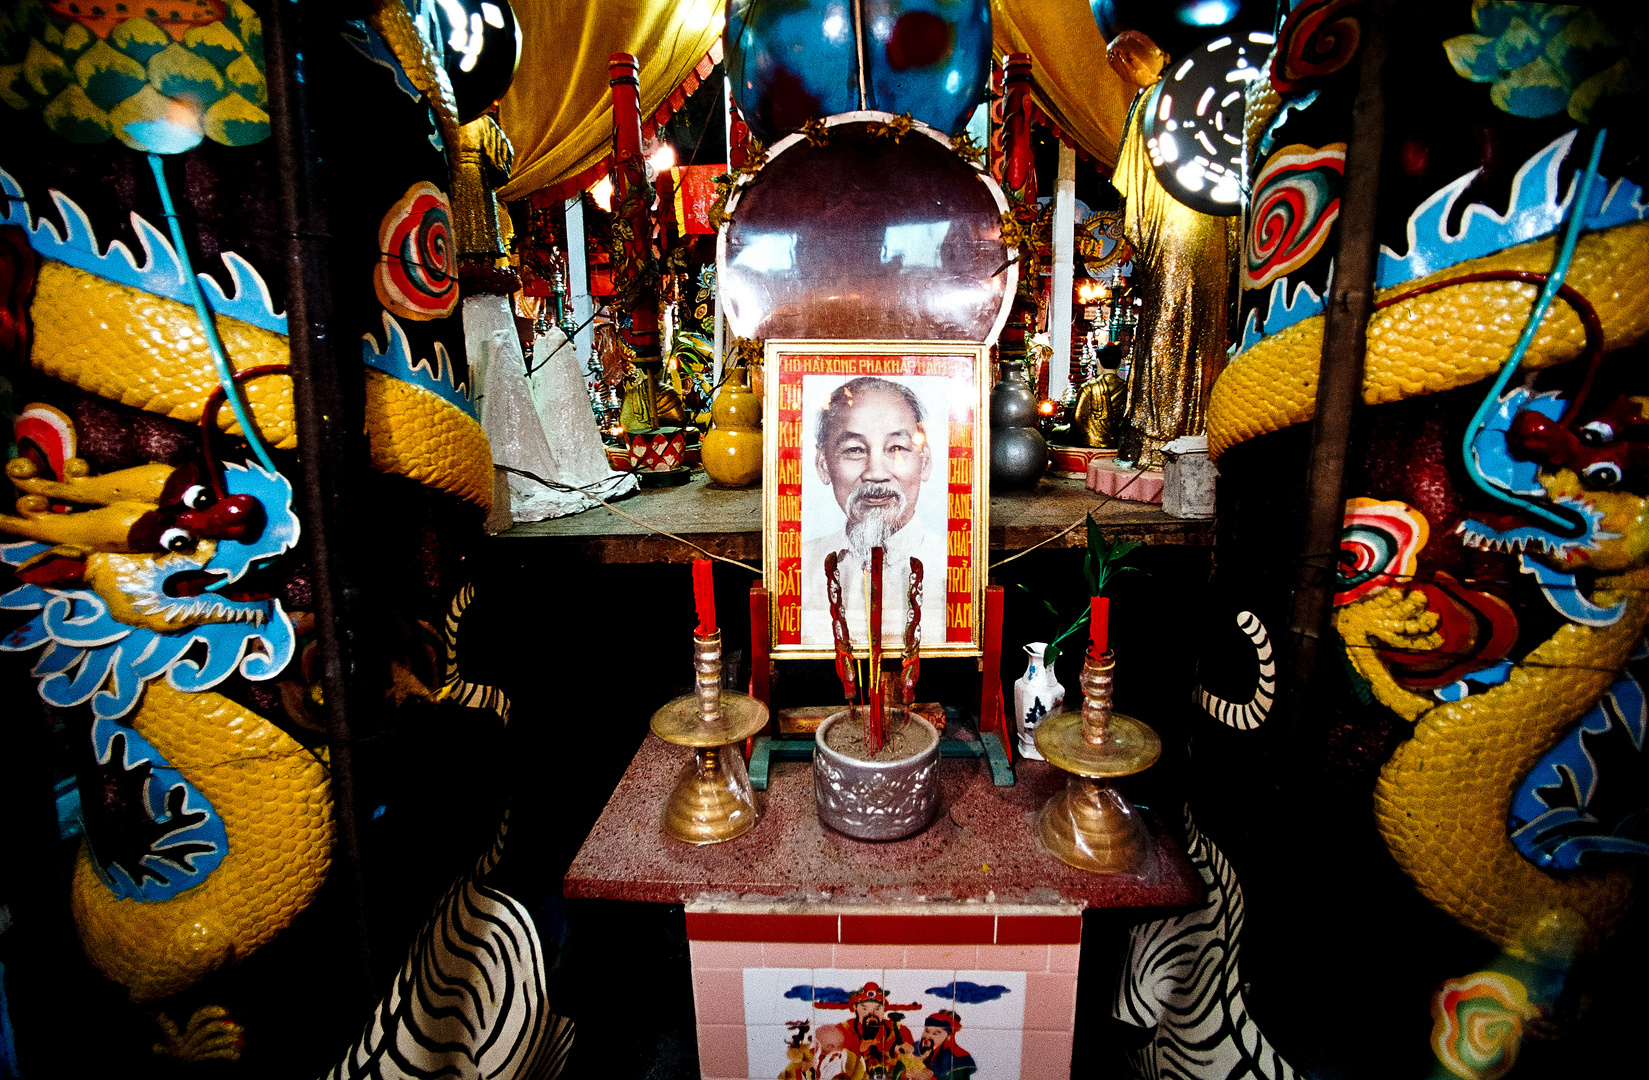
xmin=764 ymin=340 xmax=989 ymax=660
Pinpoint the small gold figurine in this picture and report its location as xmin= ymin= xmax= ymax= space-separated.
xmin=1066 ymin=347 xmax=1127 ymax=449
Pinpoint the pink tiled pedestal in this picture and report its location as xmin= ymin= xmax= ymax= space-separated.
xmin=565 ymin=739 xmax=1200 ymax=1080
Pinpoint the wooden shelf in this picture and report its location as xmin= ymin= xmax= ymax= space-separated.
xmin=491 ymin=472 xmax=1212 ymax=564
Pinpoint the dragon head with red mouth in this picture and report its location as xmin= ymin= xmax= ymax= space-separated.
xmin=1503 ymin=396 xmax=1649 ymax=573
xmin=1457 ymin=391 xmax=1649 ymax=567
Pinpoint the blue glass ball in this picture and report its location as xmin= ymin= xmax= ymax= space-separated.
xmin=727 ymin=0 xmax=990 ymax=143
xmin=863 ymin=1 xmax=991 ymax=136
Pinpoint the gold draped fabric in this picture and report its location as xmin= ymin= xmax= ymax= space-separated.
xmin=1113 ymin=95 xmax=1240 ymax=464
xmin=496 ymin=0 xmax=724 ymax=201
xmin=990 ymin=0 xmax=1133 ymax=167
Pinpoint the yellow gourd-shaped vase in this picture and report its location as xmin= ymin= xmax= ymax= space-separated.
xmin=702 ymin=366 xmax=763 ymax=487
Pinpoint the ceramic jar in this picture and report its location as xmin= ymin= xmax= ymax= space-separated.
xmin=701 ymin=366 xmax=763 ymax=487
xmin=813 ymin=707 xmax=941 ymax=840
xmin=1013 ymin=642 xmax=1064 ymax=761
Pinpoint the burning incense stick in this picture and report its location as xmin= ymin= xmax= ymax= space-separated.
xmin=866 ymin=546 xmax=885 ymax=754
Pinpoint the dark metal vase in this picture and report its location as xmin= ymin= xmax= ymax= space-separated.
xmin=990 ymin=370 xmax=1047 ymax=487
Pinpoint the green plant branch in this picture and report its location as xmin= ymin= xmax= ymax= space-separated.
xmin=1018 ymin=513 xmax=1150 ymax=670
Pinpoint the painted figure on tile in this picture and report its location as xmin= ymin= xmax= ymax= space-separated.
xmin=800 ymin=376 xmax=944 ymax=646
xmin=831 ymin=982 xmax=916 ymax=1078
xmin=769 ymin=975 xmax=1020 ymax=1079
xmin=912 ymin=1009 xmax=977 ymax=1080
xmin=779 ymin=1019 xmax=817 ymax=1080
xmin=813 ymin=1023 xmax=867 ymax=1080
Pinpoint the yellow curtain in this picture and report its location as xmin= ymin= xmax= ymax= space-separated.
xmin=990 ymin=0 xmax=1134 ymax=167
xmin=497 ymin=0 xmax=724 ymax=201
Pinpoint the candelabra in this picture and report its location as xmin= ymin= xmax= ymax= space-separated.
xmin=1034 ymin=649 xmax=1161 ymax=873
xmin=651 ymin=629 xmax=770 ymax=844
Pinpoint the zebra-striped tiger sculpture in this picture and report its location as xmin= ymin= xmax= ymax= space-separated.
xmin=323 ymin=815 xmax=574 ymax=1080
xmin=1115 ymin=809 xmax=1298 ymax=1080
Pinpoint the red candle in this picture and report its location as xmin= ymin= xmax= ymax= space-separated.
xmin=693 ymin=558 xmax=716 ymax=635
xmin=1090 ymin=596 xmax=1109 ymax=657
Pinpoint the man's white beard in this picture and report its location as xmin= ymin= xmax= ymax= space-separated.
xmin=844 ymin=483 xmax=906 ymax=564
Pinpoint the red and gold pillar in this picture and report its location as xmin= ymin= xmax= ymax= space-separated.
xmin=607 ymin=52 xmax=660 ymax=360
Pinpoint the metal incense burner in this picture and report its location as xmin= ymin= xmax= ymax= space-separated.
xmin=650 ymin=630 xmax=770 ymax=845
xmin=1033 ymin=650 xmax=1160 ymax=873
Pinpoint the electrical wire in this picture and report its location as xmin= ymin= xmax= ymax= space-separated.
xmin=1459 ymin=128 xmax=1608 ymax=530
xmin=987 ymin=463 xmax=1153 ymax=569
xmin=146 ymin=153 xmax=279 ymax=476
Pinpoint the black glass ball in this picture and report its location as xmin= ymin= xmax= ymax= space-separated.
xmin=433 ymin=0 xmax=524 ymax=125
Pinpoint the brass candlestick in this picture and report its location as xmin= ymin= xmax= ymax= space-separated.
xmin=1033 ymin=650 xmax=1161 ymax=873
xmin=651 ymin=630 xmax=769 ymax=844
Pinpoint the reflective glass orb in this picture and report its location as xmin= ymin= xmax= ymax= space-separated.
xmin=432 ymin=0 xmax=524 ymax=125
xmin=1141 ymin=34 xmax=1267 ymax=216
xmin=727 ymin=0 xmax=990 ymax=143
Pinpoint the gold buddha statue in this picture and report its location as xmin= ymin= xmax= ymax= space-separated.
xmin=1065 ymin=346 xmax=1127 ymax=449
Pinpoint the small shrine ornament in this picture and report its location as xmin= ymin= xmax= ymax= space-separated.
xmin=1013 ymin=642 xmax=1065 ymax=761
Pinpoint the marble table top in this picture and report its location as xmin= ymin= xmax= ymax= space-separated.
xmin=565 ymin=734 xmax=1201 ymax=910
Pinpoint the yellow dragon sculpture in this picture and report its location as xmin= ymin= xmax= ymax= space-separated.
xmin=1209 ymin=123 xmax=1649 ymax=955
xmin=1368 ymin=470 xmax=1648 ymax=953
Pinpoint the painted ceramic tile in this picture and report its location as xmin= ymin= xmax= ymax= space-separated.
xmin=805 ymin=968 xmax=882 ymax=1030
xmin=740 ymin=967 xmax=1028 ymax=1079
xmin=877 ymin=969 xmax=959 ymax=1017
xmin=746 ymin=1022 xmax=803 ymax=1080
xmin=958 ymin=1026 xmax=1024 ymax=1078
xmin=743 ymin=968 xmax=816 ymax=1027
xmin=949 ymin=970 xmax=1029 ymax=1030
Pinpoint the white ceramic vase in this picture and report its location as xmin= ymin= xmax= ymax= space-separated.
xmin=1013 ymin=642 xmax=1065 ymax=760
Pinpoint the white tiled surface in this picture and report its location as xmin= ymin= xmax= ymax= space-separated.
xmin=963 ymin=1024 xmax=1026 ymax=1078
xmin=878 ymin=969 xmax=958 ymax=1014
xmin=745 ymin=1023 xmax=804 ymax=1080
xmin=741 ymin=968 xmax=813 ymax=1026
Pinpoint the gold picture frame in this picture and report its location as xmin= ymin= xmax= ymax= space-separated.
xmin=763 ymin=340 xmax=989 ymax=659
